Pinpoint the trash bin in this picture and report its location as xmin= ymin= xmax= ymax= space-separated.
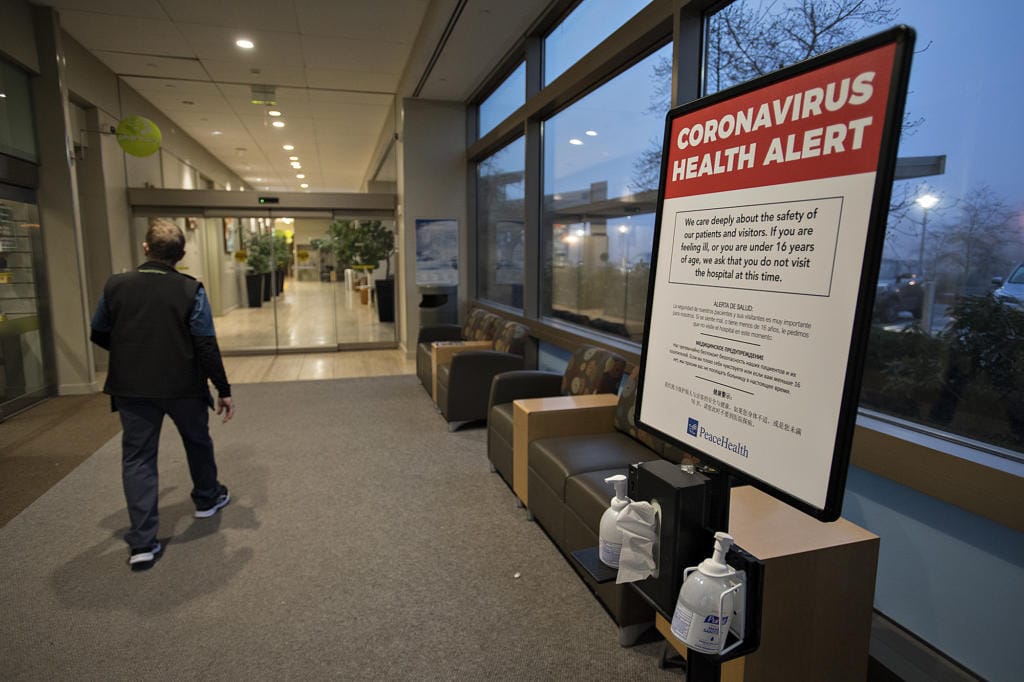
xmin=418 ymin=286 xmax=457 ymax=326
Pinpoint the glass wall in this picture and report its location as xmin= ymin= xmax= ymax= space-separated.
xmin=0 ymin=197 xmax=46 ymax=419
xmin=541 ymin=43 xmax=671 ymax=340
xmin=0 ymin=60 xmax=37 ymax=163
xmin=477 ymin=137 xmax=525 ymax=309
xmin=132 ymin=214 xmax=398 ymax=353
xmin=705 ymin=0 xmax=1024 ymax=454
xmin=544 ymin=0 xmax=651 ymax=86
xmin=479 ymin=62 xmax=525 ymax=138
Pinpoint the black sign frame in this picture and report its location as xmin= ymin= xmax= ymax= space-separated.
xmin=636 ymin=27 xmax=916 ymax=521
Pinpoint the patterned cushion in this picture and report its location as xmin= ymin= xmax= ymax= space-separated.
xmin=478 ymin=313 xmax=504 ymax=341
xmin=614 ymin=365 xmax=666 ymax=455
xmin=462 ymin=308 xmax=487 ymax=339
xmin=560 ymin=345 xmax=626 ymax=396
xmin=493 ymin=322 xmax=528 ymax=355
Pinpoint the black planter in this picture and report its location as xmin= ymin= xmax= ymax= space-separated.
xmin=276 ymin=268 xmax=285 ymax=295
xmin=244 ymin=272 xmax=263 ymax=308
xmin=375 ymin=278 xmax=395 ymax=322
xmin=262 ymin=272 xmax=272 ymax=301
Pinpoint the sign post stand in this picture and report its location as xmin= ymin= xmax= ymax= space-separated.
xmin=634 ymin=28 xmax=914 ymax=678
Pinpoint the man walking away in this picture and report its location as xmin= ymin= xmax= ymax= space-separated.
xmin=91 ymin=219 xmax=235 ymax=571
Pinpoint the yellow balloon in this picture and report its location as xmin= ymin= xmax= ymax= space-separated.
xmin=116 ymin=115 xmax=162 ymax=157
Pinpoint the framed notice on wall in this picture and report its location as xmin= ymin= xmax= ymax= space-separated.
xmin=636 ymin=28 xmax=915 ymax=520
xmin=415 ymin=218 xmax=458 ymax=286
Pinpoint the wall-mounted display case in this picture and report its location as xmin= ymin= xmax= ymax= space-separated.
xmin=0 ymin=198 xmax=47 ymax=419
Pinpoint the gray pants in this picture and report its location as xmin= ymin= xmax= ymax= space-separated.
xmin=116 ymin=396 xmax=221 ymax=549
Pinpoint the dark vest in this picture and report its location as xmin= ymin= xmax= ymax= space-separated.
xmin=102 ymin=261 xmax=208 ymax=399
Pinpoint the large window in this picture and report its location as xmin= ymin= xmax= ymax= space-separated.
xmin=479 ymin=62 xmax=525 ymax=138
xmin=541 ymin=43 xmax=671 ymax=340
xmin=705 ymin=0 xmax=1024 ymax=455
xmin=477 ymin=137 xmax=526 ymax=309
xmin=544 ymin=0 xmax=651 ymax=86
xmin=0 ymin=60 xmax=36 ymax=163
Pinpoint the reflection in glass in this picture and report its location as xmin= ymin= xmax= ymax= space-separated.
xmin=479 ymin=62 xmax=525 ymax=138
xmin=477 ymin=138 xmax=525 ymax=309
xmin=133 ymin=215 xmax=398 ymax=353
xmin=544 ymin=0 xmax=651 ymax=86
xmin=0 ymin=198 xmax=46 ymax=419
xmin=542 ymin=44 xmax=671 ymax=340
xmin=705 ymin=0 xmax=1024 ymax=454
xmin=0 ymin=59 xmax=37 ymax=162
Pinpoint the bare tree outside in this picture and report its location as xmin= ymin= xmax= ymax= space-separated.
xmin=931 ymin=186 xmax=1017 ymax=294
xmin=630 ymin=0 xmax=899 ymax=193
xmin=705 ymin=0 xmax=898 ymax=92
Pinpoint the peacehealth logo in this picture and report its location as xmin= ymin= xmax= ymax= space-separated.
xmin=687 ymin=418 xmax=749 ymax=458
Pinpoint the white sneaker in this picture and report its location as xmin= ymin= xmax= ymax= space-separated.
xmin=194 ymin=488 xmax=230 ymax=518
xmin=128 ymin=541 xmax=163 ymax=568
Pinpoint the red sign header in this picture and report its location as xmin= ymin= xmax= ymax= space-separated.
xmin=663 ymin=44 xmax=896 ymax=199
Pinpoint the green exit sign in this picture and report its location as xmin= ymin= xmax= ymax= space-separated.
xmin=258 ymin=196 xmax=279 ymax=204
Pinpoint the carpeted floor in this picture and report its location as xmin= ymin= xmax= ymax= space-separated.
xmin=0 ymin=392 xmax=122 ymax=527
xmin=0 ymin=375 xmax=675 ymax=680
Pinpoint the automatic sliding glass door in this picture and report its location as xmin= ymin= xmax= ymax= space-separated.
xmin=130 ymin=210 xmax=397 ymax=353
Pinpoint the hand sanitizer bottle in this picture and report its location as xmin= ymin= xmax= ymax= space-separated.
xmin=670 ymin=531 xmax=737 ymax=654
xmin=598 ymin=474 xmax=629 ymax=567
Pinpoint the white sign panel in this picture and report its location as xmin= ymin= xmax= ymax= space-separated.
xmin=637 ymin=29 xmax=914 ymax=520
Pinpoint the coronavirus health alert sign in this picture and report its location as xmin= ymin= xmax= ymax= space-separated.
xmin=636 ymin=28 xmax=915 ymax=520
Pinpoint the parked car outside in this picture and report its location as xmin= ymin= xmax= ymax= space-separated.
xmin=992 ymin=263 xmax=1024 ymax=311
xmin=874 ymin=259 xmax=924 ymax=321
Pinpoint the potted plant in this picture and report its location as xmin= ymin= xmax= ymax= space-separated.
xmin=273 ymin=232 xmax=290 ymax=295
xmin=327 ymin=219 xmax=397 ymax=320
xmin=245 ymin=233 xmax=273 ymax=303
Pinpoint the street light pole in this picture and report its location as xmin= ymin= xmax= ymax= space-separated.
xmin=618 ymin=224 xmax=630 ymax=325
xmin=915 ymin=193 xmax=939 ymax=333
xmin=916 ymin=193 xmax=939 ymax=278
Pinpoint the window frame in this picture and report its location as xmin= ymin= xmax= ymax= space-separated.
xmin=463 ymin=0 xmax=1022 ymax=531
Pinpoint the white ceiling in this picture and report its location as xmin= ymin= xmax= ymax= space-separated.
xmin=37 ymin=0 xmax=551 ymax=193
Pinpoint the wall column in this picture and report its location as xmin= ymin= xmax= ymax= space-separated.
xmin=31 ymin=6 xmax=96 ymax=393
xmin=396 ymin=98 xmax=467 ymax=355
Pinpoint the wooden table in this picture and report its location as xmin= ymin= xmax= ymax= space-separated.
xmin=511 ymin=394 xmax=619 ymax=506
xmin=657 ymin=485 xmax=879 ymax=681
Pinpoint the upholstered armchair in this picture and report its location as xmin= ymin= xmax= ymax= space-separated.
xmin=435 ymin=321 xmax=529 ymax=429
xmin=486 ymin=345 xmax=627 ymax=489
xmin=416 ymin=308 xmax=503 ymax=396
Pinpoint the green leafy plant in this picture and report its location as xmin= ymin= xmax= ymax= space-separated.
xmin=244 ymin=233 xmax=272 ymax=273
xmin=326 ymin=219 xmax=395 ymax=278
xmin=273 ymin=233 xmax=290 ymax=270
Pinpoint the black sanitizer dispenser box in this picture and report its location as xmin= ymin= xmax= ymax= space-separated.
xmin=628 ymin=459 xmax=715 ymax=619
xmin=628 ymin=458 xmax=764 ymax=662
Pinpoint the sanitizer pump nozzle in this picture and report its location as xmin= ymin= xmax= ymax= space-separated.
xmin=670 ymin=531 xmax=739 ymax=655
xmin=598 ymin=474 xmax=629 ymax=567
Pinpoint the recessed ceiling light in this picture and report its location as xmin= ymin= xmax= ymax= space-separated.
xmin=290 ymin=162 xmax=301 ymax=168
xmin=211 ymin=130 xmax=222 ymax=136
xmin=296 ymin=173 xmax=305 ymax=179
xmin=585 ymin=129 xmax=598 ymax=136
xmin=271 ymin=120 xmax=285 ymax=128
xmin=300 ymin=183 xmax=309 ymax=189
xmin=268 ymin=110 xmax=282 ymax=117
xmin=569 ymin=138 xmax=583 ymax=145
xmin=0 ymin=93 xmax=7 ymax=98
xmin=282 ymin=144 xmax=294 ymax=151
xmin=288 ymin=156 xmax=299 ymax=161
xmin=236 ymin=39 xmax=254 ymax=49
